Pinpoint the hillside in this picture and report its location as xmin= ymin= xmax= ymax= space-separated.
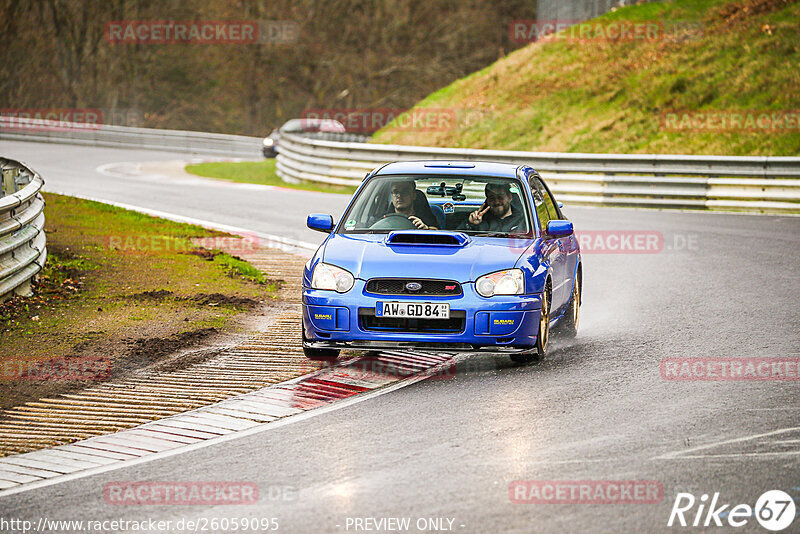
xmin=372 ymin=0 xmax=800 ymax=156
xmin=0 ymin=0 xmax=534 ymax=136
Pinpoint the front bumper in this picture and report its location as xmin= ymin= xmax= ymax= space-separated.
xmin=302 ymin=280 xmax=543 ymax=353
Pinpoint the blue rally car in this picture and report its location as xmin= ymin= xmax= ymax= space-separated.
xmin=302 ymin=161 xmax=582 ymax=363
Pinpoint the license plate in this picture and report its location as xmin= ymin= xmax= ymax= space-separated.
xmin=376 ymin=302 xmax=450 ymax=319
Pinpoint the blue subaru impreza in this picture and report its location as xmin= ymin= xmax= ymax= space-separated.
xmin=302 ymin=161 xmax=582 ymax=363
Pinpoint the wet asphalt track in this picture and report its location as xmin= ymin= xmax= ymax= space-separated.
xmin=1 ymin=140 xmax=799 ymax=533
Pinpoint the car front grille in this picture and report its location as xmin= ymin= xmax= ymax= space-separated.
xmin=359 ymin=309 xmax=466 ymax=334
xmin=364 ymin=278 xmax=462 ymax=296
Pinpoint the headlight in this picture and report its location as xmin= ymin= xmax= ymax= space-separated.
xmin=311 ymin=263 xmax=354 ymax=293
xmin=475 ymin=269 xmax=524 ymax=297
xmin=263 ymin=137 xmax=275 ymax=146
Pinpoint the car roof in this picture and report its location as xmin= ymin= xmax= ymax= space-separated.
xmin=281 ymin=118 xmax=345 ymax=133
xmin=372 ymin=160 xmax=524 ymax=178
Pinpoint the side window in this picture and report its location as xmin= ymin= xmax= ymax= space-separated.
xmin=531 ymin=176 xmax=561 ymax=223
xmin=530 ymin=181 xmax=551 ymax=233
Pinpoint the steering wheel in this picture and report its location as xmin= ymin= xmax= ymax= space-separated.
xmin=369 ymin=213 xmax=418 ymax=230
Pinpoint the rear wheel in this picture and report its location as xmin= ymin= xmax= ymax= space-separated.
xmin=560 ymin=270 xmax=581 ymax=339
xmin=510 ymin=281 xmax=550 ymax=364
xmin=302 ymin=326 xmax=340 ymax=361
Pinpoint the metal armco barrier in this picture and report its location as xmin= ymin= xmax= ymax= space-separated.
xmin=275 ymin=134 xmax=800 ymax=212
xmin=0 ymin=158 xmax=46 ymax=300
xmin=2 ymin=116 xmax=798 ymax=212
xmin=0 ymin=117 xmax=263 ymax=158
xmin=0 ymin=116 xmax=367 ymax=158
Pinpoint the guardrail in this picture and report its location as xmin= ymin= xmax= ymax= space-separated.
xmin=0 ymin=158 xmax=47 ymax=301
xmin=0 ymin=117 xmax=263 ymax=158
xmin=3 ymin=116 xmax=798 ymax=212
xmin=275 ymin=134 xmax=800 ymax=212
xmin=0 ymin=117 xmax=368 ymax=158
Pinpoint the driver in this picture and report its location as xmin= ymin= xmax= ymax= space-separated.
xmin=387 ymin=180 xmax=438 ymax=230
xmin=459 ymin=182 xmax=524 ymax=233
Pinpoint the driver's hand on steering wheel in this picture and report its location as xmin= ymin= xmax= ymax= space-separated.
xmin=408 ymin=216 xmax=436 ymax=230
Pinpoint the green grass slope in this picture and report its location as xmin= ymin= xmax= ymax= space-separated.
xmin=373 ymin=0 xmax=800 ymax=155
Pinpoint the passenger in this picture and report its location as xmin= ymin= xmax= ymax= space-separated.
xmin=460 ymin=182 xmax=525 ymax=233
xmin=388 ymin=180 xmax=439 ymax=230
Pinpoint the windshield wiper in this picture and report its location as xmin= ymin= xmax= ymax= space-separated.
xmin=467 ymin=231 xmax=513 ymax=237
xmin=466 ymin=230 xmax=533 ymax=238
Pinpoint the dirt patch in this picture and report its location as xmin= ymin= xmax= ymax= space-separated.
xmin=181 ymin=248 xmax=220 ymax=261
xmin=189 ymin=293 xmax=262 ymax=308
xmin=118 ymin=327 xmax=220 ymax=372
xmin=710 ymin=0 xmax=796 ymax=26
xmin=129 ymin=290 xmax=268 ymax=308
xmin=131 ymin=289 xmax=174 ymax=300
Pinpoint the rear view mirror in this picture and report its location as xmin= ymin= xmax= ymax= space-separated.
xmin=547 ymin=220 xmax=574 ymax=238
xmin=307 ymin=214 xmax=334 ymax=233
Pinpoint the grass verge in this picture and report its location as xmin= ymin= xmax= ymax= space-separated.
xmin=0 ymin=193 xmax=281 ymax=410
xmin=185 ymin=158 xmax=356 ymax=194
xmin=373 ymin=0 xmax=800 ymax=156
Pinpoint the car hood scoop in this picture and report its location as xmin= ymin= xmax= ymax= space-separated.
xmin=385 ymin=231 xmax=470 ymax=247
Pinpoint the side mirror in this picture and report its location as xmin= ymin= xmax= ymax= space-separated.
xmin=307 ymin=214 xmax=334 ymax=233
xmin=547 ymin=220 xmax=574 ymax=238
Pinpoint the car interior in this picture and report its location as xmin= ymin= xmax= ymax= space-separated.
xmin=345 ymin=177 xmax=529 ymax=233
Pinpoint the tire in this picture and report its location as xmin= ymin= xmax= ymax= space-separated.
xmin=509 ymin=349 xmax=539 ymax=364
xmin=560 ymin=269 xmax=581 ymax=339
xmin=510 ymin=281 xmax=551 ymax=364
xmin=302 ymin=326 xmax=340 ymax=361
xmin=303 ymin=346 xmax=340 ymax=361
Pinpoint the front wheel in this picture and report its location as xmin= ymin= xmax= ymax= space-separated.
xmin=302 ymin=326 xmax=340 ymax=361
xmin=510 ymin=283 xmax=550 ymax=364
xmin=303 ymin=346 xmax=340 ymax=361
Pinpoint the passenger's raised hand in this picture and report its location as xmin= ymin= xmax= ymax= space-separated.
xmin=468 ymin=203 xmax=490 ymax=226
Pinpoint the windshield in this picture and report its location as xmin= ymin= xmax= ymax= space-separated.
xmin=338 ymin=175 xmax=531 ymax=236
